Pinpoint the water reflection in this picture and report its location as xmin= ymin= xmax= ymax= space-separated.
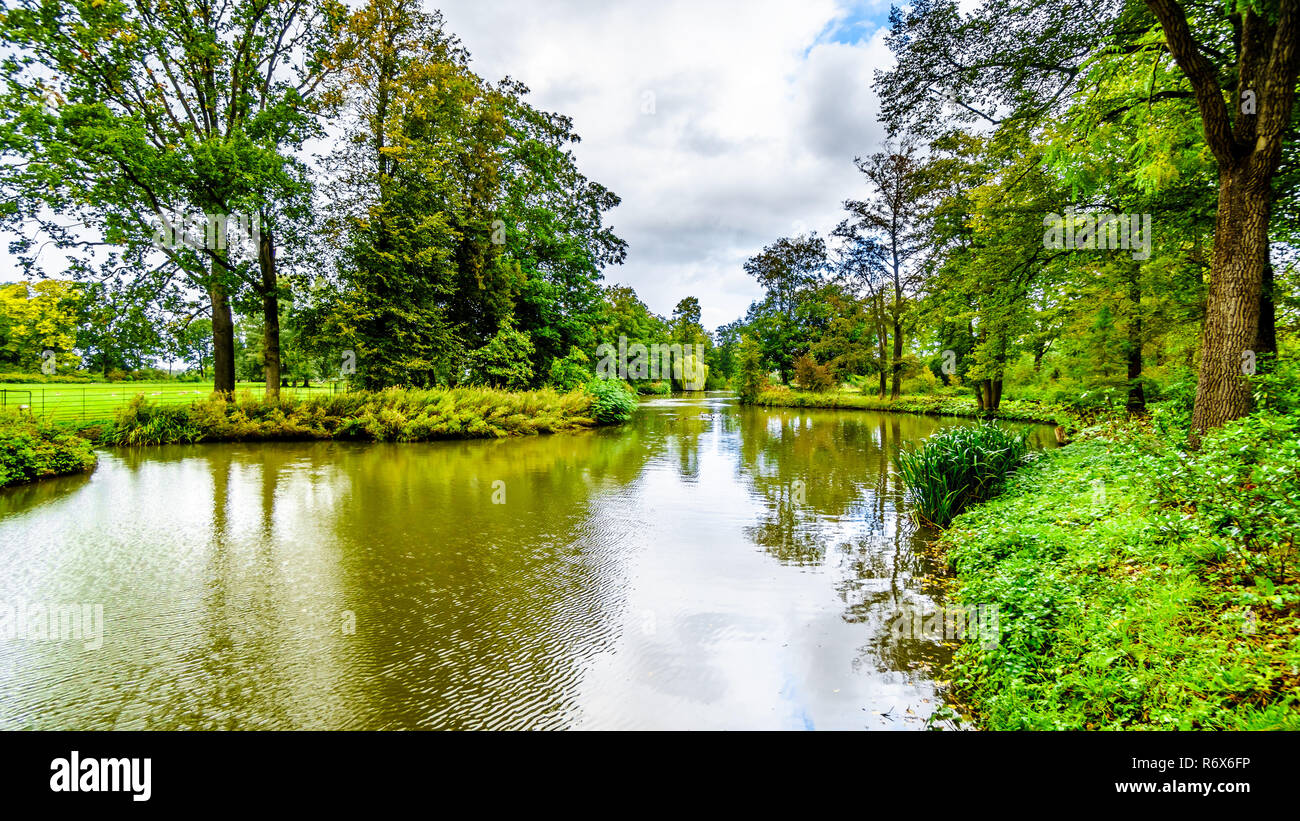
xmin=0 ymin=394 xmax=1053 ymax=729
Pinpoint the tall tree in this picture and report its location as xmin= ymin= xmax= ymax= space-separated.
xmin=0 ymin=0 xmax=347 ymax=397
xmin=1143 ymin=0 xmax=1299 ymax=436
xmin=741 ymin=234 xmax=826 ymax=383
xmin=303 ymin=0 xmax=624 ymax=389
xmin=839 ymin=139 xmax=932 ymax=399
xmin=877 ymin=0 xmax=1300 ymax=436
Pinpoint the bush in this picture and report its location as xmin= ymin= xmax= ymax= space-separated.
xmin=103 ymin=385 xmax=623 ymax=446
xmin=793 ymin=355 xmax=835 ymax=392
xmin=635 ymin=380 xmax=672 ymax=396
xmin=546 ymin=347 xmax=593 ymax=392
xmin=0 ymin=371 xmax=96 ymax=384
xmin=109 ymin=395 xmax=205 ymax=445
xmin=896 ymin=422 xmax=1031 ymax=527
xmin=584 ymin=378 xmax=637 ymax=425
xmin=464 ymin=322 xmax=535 ymax=390
xmin=752 ymin=388 xmax=1070 ymax=426
xmin=0 ymin=410 xmax=97 ymax=487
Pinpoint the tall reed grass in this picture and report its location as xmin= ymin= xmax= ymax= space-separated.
xmin=896 ymin=422 xmax=1031 ymax=527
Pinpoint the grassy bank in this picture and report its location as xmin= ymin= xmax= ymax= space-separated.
xmin=754 ymin=387 xmax=1072 ymax=427
xmin=0 ymin=380 xmax=336 ymax=423
xmin=936 ymin=406 xmax=1300 ymax=729
xmin=95 ymin=382 xmax=636 ymax=446
xmin=0 ymin=410 xmax=97 ymax=488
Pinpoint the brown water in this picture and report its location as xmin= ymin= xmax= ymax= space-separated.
xmin=0 ymin=393 xmax=1055 ymax=730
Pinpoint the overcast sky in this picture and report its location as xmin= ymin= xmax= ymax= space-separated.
xmin=432 ymin=0 xmax=897 ymax=332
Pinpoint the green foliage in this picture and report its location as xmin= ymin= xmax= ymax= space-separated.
xmin=0 ymin=0 xmax=343 ymax=397
xmin=740 ymin=234 xmax=828 ymax=383
xmin=0 ymin=410 xmax=96 ymax=487
xmin=896 ymin=422 xmax=1031 ymax=527
xmin=298 ymin=2 xmax=625 ymax=391
xmin=104 ymin=385 xmax=617 ymax=446
xmin=753 ymin=387 xmax=1069 ymax=425
xmin=0 ymin=371 xmax=96 ymax=384
xmin=735 ymin=335 xmax=767 ymax=404
xmin=940 ymin=406 xmax=1300 ymax=729
xmin=635 ymin=380 xmax=672 ymax=396
xmin=0 ymin=281 xmax=83 ymax=372
xmin=793 ymin=354 xmax=834 ymax=392
xmin=464 ymin=322 xmax=535 ymax=390
xmin=546 ymin=346 xmax=593 ymax=392
xmin=582 ymin=378 xmax=637 ymax=425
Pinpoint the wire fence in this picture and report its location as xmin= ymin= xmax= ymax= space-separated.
xmin=0 ymin=381 xmax=348 ymax=423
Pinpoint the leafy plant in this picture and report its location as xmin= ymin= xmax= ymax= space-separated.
xmin=583 ymin=378 xmax=637 ymax=425
xmin=896 ymin=422 xmax=1031 ymax=527
xmin=0 ymin=410 xmax=96 ymax=487
xmin=793 ymin=354 xmax=835 ymax=392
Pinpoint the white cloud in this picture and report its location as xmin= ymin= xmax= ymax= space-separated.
xmin=433 ymin=0 xmax=896 ymax=331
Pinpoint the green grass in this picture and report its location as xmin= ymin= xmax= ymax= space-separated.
xmin=937 ymin=410 xmax=1300 ymax=729
xmin=0 ymin=381 xmax=337 ymax=422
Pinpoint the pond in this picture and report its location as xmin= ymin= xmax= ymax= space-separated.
xmin=0 ymin=393 xmax=1056 ymax=729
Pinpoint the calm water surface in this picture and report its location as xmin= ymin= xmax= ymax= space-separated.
xmin=0 ymin=393 xmax=1054 ymax=729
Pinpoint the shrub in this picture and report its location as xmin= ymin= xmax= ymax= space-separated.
xmin=103 ymin=385 xmax=621 ymax=446
xmin=464 ymin=322 xmax=536 ymax=390
xmin=736 ymin=336 xmax=766 ymax=404
xmin=896 ymin=422 xmax=1031 ymax=527
xmin=0 ymin=410 xmax=97 ymax=487
xmin=635 ymin=380 xmax=672 ymax=396
xmin=584 ymin=378 xmax=637 ymax=425
xmin=0 ymin=371 xmax=96 ymax=384
xmin=546 ymin=346 xmax=593 ymax=392
xmin=793 ymin=355 xmax=834 ymax=392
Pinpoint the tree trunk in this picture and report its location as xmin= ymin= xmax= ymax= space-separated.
xmin=209 ymin=271 xmax=236 ymax=396
xmin=1189 ymin=165 xmax=1270 ymax=438
xmin=890 ymin=315 xmax=903 ymax=400
xmin=1126 ymin=265 xmax=1146 ymax=415
xmin=990 ymin=378 xmax=1002 ymax=411
xmin=1143 ymin=0 xmax=1298 ymax=441
xmin=259 ymin=223 xmax=281 ymax=401
xmin=875 ymin=304 xmax=889 ymax=399
xmin=1255 ymin=260 xmax=1277 ymax=365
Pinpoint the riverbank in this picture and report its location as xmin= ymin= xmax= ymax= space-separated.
xmin=0 ymin=410 xmax=97 ymax=489
xmin=754 ymin=387 xmax=1072 ymax=428
xmin=82 ymin=382 xmax=636 ymax=446
xmin=936 ymin=406 xmax=1300 ymax=729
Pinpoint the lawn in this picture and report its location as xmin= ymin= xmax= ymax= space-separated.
xmin=0 ymin=381 xmax=339 ymax=423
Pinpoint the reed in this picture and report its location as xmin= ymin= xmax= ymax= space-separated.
xmin=896 ymin=422 xmax=1031 ymax=527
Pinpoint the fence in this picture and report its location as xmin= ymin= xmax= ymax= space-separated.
xmin=0 ymin=381 xmax=348 ymax=424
